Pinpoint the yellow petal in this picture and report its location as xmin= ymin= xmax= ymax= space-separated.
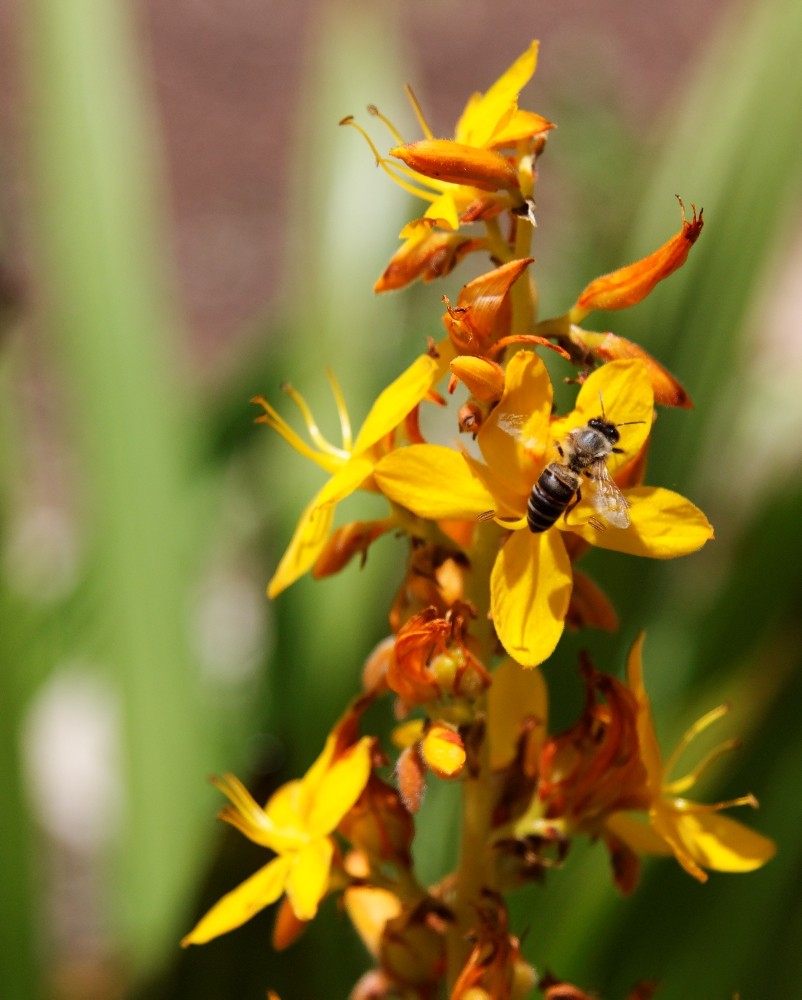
xmin=344 ymin=886 xmax=402 ymax=959
xmin=549 ymin=359 xmax=654 ymax=472
xmin=421 ymin=191 xmax=461 ymax=231
xmin=625 ymin=632 xmax=664 ymax=793
xmin=491 ymin=529 xmax=572 ymax=667
xmin=181 ymin=856 xmax=292 ymax=946
xmin=455 ymin=41 xmax=539 ymax=147
xmin=462 ymin=451 xmax=525 ymax=521
xmin=478 ymin=349 xmax=552 ymax=500
xmin=487 ymin=656 xmax=548 ymax=770
xmin=374 ymin=444 xmax=494 ymax=520
xmin=666 ymin=808 xmax=776 ymax=876
xmin=267 ymin=457 xmax=375 ymax=598
xmin=450 ymin=355 xmax=506 ymax=402
xmin=290 ymin=732 xmax=337 ymax=811
xmin=353 ymin=354 xmax=442 ymax=454
xmin=284 ymin=838 xmax=334 ymax=921
xmin=568 ymin=486 xmax=714 ymax=558
xmin=261 ymin=779 xmax=306 ymax=847
xmin=489 ymin=108 xmax=555 ymax=147
xmin=391 ymin=718 xmax=426 ymax=749
xmin=604 ymin=811 xmax=673 ymax=857
xmin=307 ymin=737 xmax=373 ymax=838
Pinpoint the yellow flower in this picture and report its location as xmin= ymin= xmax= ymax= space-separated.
xmin=374 ymin=352 xmax=713 ymax=666
xmin=254 ymin=350 xmax=444 ymax=597
xmin=344 ymin=41 xmax=553 ymax=288
xmin=181 ymin=733 xmax=373 ymax=945
xmin=606 ymin=634 xmax=776 ymax=882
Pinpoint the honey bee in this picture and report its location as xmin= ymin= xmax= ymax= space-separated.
xmin=527 ymin=414 xmax=636 ymax=533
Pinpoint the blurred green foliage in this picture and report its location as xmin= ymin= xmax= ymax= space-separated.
xmin=2 ymin=0 xmax=801 ymax=998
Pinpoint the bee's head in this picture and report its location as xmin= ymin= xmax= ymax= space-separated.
xmin=588 ymin=416 xmax=620 ymax=445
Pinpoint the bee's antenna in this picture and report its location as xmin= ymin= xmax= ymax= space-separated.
xmin=598 ymin=390 xmax=644 ymax=427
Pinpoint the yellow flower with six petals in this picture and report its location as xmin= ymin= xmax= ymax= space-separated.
xmin=254 ymin=350 xmax=444 ymax=598
xmin=182 ymin=733 xmax=373 ymax=945
xmin=374 ymin=352 xmax=714 ymax=666
xmin=606 ymin=634 xmax=776 ymax=882
xmin=345 ymin=40 xmax=553 ymax=290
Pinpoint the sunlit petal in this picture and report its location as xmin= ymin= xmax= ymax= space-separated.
xmin=181 ymin=857 xmax=291 ymax=946
xmin=374 ymin=445 xmax=494 ymax=520
xmin=666 ymin=808 xmax=777 ymax=875
xmin=284 ymin=839 xmax=335 ymax=921
xmin=353 ymin=354 xmax=442 ymax=453
xmin=549 ymin=359 xmax=654 ymax=471
xmin=267 ymin=458 xmax=375 ymax=598
xmin=604 ymin=812 xmax=673 ymax=857
xmin=567 ymin=486 xmax=714 ymax=558
xmin=491 ymin=530 xmax=572 ymax=667
xmin=455 ymin=41 xmax=539 ymax=147
xmin=478 ymin=349 xmax=552 ymax=498
xmin=487 ymin=656 xmax=548 ymax=770
xmin=307 ymin=738 xmax=373 ymax=837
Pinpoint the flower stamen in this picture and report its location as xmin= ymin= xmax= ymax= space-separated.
xmin=324 ymin=368 xmax=353 ymax=452
xmin=281 ymin=382 xmax=350 ymax=460
xmin=367 ymin=103 xmax=407 ymax=145
xmin=664 ymin=736 xmax=740 ymax=796
xmin=403 ymin=84 xmax=435 ymax=140
xmin=340 ymin=116 xmax=448 ymax=202
xmin=662 ymin=702 xmax=730 ymax=785
xmin=251 ymin=396 xmax=342 ymax=473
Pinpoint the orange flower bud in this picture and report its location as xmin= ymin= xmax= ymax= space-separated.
xmin=570 ymin=201 xmax=703 ymax=321
xmin=568 ymin=327 xmax=691 ymax=408
xmin=312 ymin=519 xmax=389 ymax=579
xmin=374 ymin=229 xmax=481 ymax=292
xmin=272 ymin=897 xmax=308 ymax=951
xmin=450 ymin=356 xmax=506 ymax=402
xmin=421 ymin=722 xmax=466 ymax=778
xmin=443 ymin=258 xmax=533 ymax=355
xmin=566 ymin=569 xmax=619 ymax=632
xmin=391 ymin=139 xmax=521 ymax=193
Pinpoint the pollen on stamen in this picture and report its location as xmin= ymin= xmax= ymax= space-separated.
xmin=367 ymin=103 xmax=407 ymax=146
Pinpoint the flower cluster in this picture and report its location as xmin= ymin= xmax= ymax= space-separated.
xmin=184 ymin=42 xmax=774 ymax=999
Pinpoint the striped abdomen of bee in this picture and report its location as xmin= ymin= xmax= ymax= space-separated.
xmin=526 ymin=463 xmax=581 ymax=533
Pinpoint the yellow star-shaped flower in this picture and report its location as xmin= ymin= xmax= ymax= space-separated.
xmin=347 ymin=41 xmax=553 ymax=290
xmin=255 ymin=350 xmax=445 ymax=598
xmin=605 ymin=634 xmax=776 ymax=882
xmin=181 ymin=733 xmax=373 ymax=945
xmin=374 ymin=352 xmax=713 ymax=666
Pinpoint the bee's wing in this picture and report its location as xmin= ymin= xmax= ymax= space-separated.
xmin=586 ymin=460 xmax=631 ymax=529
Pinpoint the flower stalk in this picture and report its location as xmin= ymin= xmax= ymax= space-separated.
xmin=184 ymin=41 xmax=774 ymax=1000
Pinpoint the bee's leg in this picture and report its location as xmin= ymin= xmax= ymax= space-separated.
xmin=562 ymin=487 xmax=582 ymax=524
xmin=588 ymin=516 xmax=607 ymax=531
